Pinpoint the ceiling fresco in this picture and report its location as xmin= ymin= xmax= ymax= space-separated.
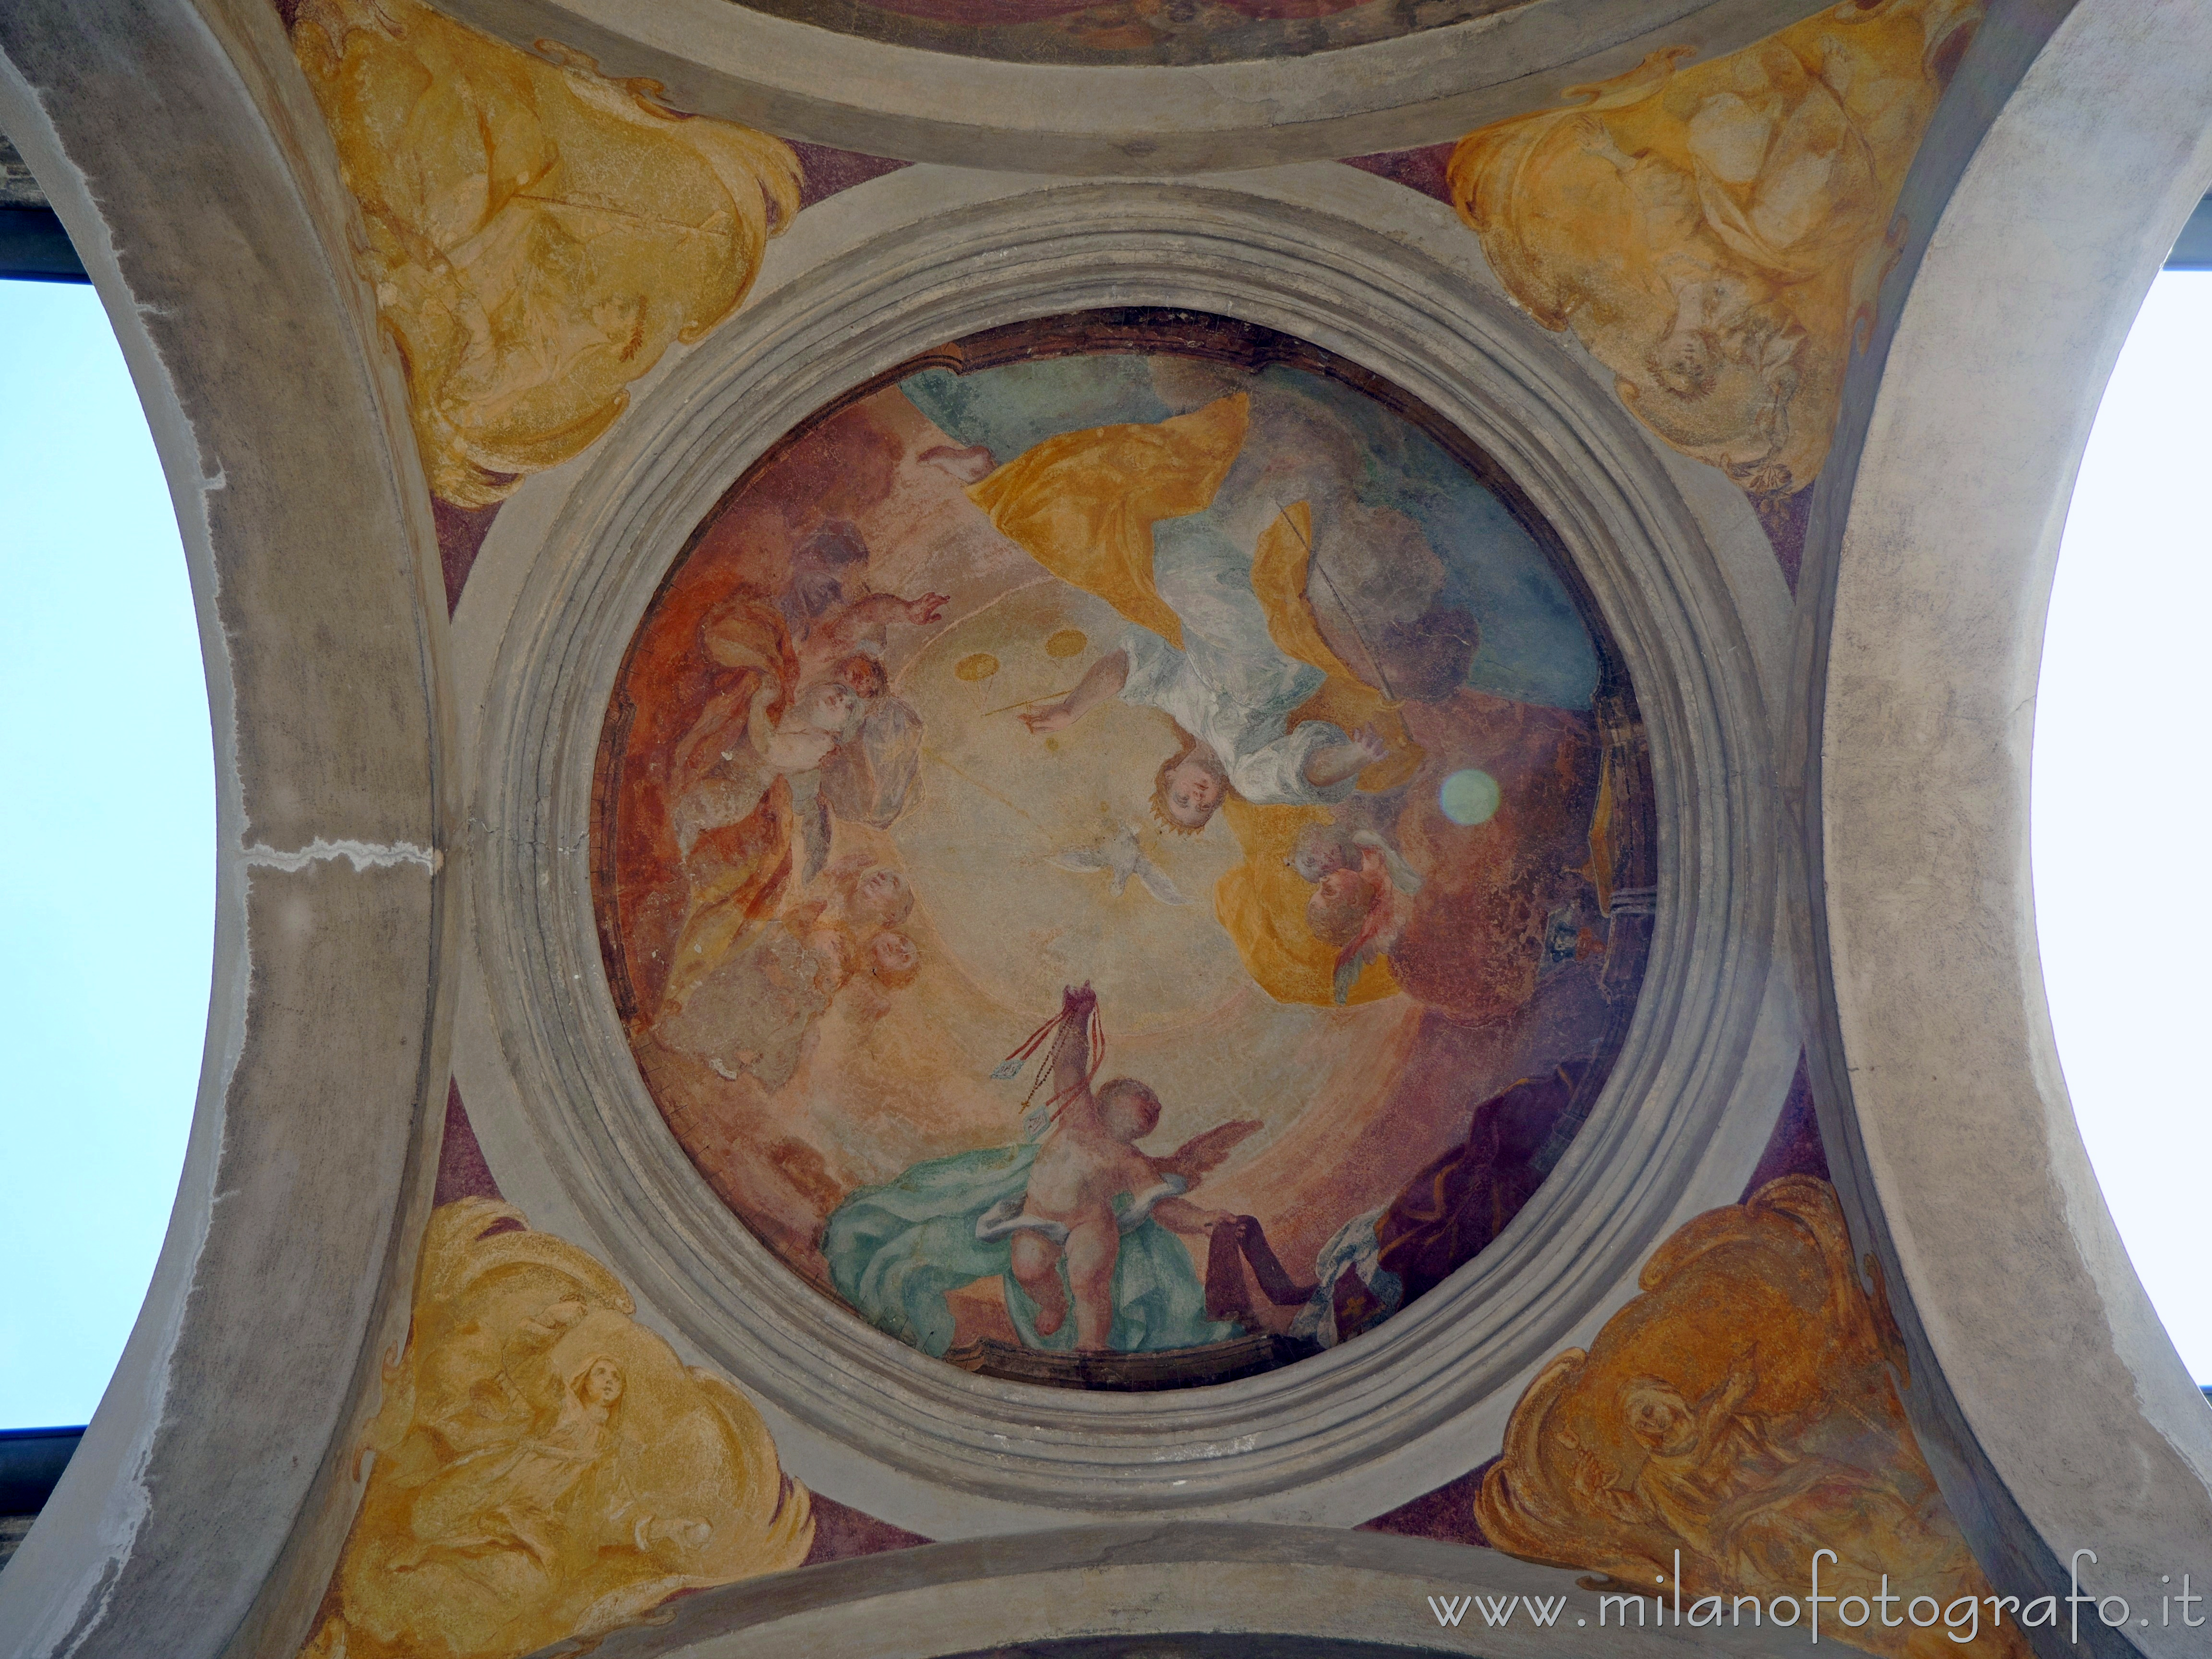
xmin=591 ymin=310 xmax=1657 ymax=1389
xmin=299 ymin=1200 xmax=813 ymax=1659
xmin=727 ymin=0 xmax=1522 ymax=68
xmin=1442 ymin=0 xmax=1982 ymax=521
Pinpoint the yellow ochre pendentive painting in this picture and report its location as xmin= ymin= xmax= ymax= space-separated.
xmin=1448 ymin=0 xmax=1982 ymax=513
xmin=301 ymin=1200 xmax=811 ymax=1659
xmin=1478 ymin=1176 xmax=2029 ymax=1659
xmin=592 ymin=312 xmax=1659 ymax=1390
xmin=288 ymin=0 xmax=799 ymax=506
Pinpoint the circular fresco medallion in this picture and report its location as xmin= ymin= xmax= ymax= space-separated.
xmin=593 ymin=311 xmax=1655 ymax=1391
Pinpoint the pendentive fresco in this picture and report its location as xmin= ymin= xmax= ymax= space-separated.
xmin=300 ymin=1200 xmax=812 ymax=1659
xmin=288 ymin=0 xmax=799 ymax=506
xmin=1479 ymin=1177 xmax=2026 ymax=1659
xmin=1447 ymin=0 xmax=1980 ymax=518
xmin=278 ymin=0 xmax=1979 ymax=532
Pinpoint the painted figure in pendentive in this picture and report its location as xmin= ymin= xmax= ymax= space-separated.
xmin=1445 ymin=0 xmax=1984 ymax=504
xmin=1476 ymin=1176 xmax=2030 ymax=1659
xmin=303 ymin=1201 xmax=812 ymax=1659
xmin=396 ymin=1306 xmax=711 ymax=1583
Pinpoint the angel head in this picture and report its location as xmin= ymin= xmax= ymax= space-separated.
xmin=864 ymin=928 xmax=921 ymax=990
xmin=1618 ymin=1376 xmax=1696 ymax=1456
xmin=1647 ymin=326 xmax=1722 ymax=402
xmin=834 ymin=653 xmax=888 ymax=701
xmin=787 ymin=677 xmax=861 ymax=737
xmin=1306 ymin=865 xmax=1383 ymax=950
xmin=1306 ymin=858 xmax=1415 ymax=1003
xmin=570 ymin=1354 xmax=625 ymax=1412
xmin=822 ymin=859 xmax=915 ymax=934
xmin=1153 ymin=732 xmax=1230 ymax=834
xmin=1094 ymin=1076 xmax=1163 ymax=1143
xmin=1290 ymin=822 xmax=1363 ymax=883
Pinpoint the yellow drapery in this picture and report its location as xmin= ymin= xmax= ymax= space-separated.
xmin=1214 ymin=797 xmax=1401 ymax=1007
xmin=968 ymin=399 xmax=1422 ymax=788
xmin=965 ymin=395 xmax=1250 ymax=649
xmin=1251 ymin=501 xmax=1424 ymax=794
xmin=969 ymin=402 xmax=1418 ymax=1006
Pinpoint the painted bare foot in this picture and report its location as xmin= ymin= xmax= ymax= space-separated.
xmin=1030 ymin=1283 xmax=1069 ymax=1336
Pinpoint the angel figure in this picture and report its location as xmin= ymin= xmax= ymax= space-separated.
xmin=823 ymin=985 xmax=1260 ymax=1358
xmin=991 ymin=984 xmax=1254 ymax=1351
xmin=1575 ymin=1363 xmax=1937 ymax=1600
xmin=963 ymin=357 xmax=1481 ymax=830
xmin=954 ymin=359 xmax=1477 ymax=1007
xmin=1051 ymin=823 xmax=1186 ymax=905
xmin=781 ymin=548 xmax=944 ymax=884
xmin=658 ymin=857 xmax=920 ymax=1091
xmin=302 ymin=1204 xmax=814 ymax=1659
xmin=1295 ymin=820 xmax=1424 ymax=1005
xmin=1445 ymin=0 xmax=1984 ymax=500
xmin=994 ymin=365 xmax=1403 ymax=833
xmin=659 ymin=564 xmax=939 ymax=1023
xmin=389 ymin=1299 xmax=710 ymax=1613
xmin=660 ymin=671 xmax=860 ymax=1021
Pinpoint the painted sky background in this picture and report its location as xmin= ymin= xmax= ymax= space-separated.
xmin=0 ymin=269 xmax=2204 ymax=1431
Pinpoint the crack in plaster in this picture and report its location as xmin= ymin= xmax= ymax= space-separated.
xmin=242 ymin=837 xmax=440 ymax=873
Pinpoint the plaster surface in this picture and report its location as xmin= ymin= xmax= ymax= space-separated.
xmin=0 ymin=4 xmax=451 ymax=1656
xmin=1800 ymin=1 xmax=2212 ymax=1650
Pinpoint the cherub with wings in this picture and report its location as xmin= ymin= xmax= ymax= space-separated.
xmin=823 ymin=983 xmax=1262 ymax=1358
xmin=991 ymin=985 xmax=1257 ymax=1351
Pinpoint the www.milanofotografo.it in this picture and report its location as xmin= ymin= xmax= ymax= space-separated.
xmin=1424 ymin=1551 xmax=2209 ymax=1644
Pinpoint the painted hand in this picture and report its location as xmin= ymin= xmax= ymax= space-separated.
xmin=1350 ymin=724 xmax=1391 ymax=765
xmin=903 ymin=592 xmax=950 ymax=625
xmin=1020 ymin=702 xmax=1073 ymax=734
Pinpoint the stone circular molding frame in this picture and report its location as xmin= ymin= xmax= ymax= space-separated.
xmin=473 ymin=177 xmax=1781 ymax=1516
xmin=434 ymin=0 xmax=1835 ymax=173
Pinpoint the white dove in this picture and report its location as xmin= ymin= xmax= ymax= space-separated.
xmin=1052 ymin=823 xmax=1186 ymax=905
